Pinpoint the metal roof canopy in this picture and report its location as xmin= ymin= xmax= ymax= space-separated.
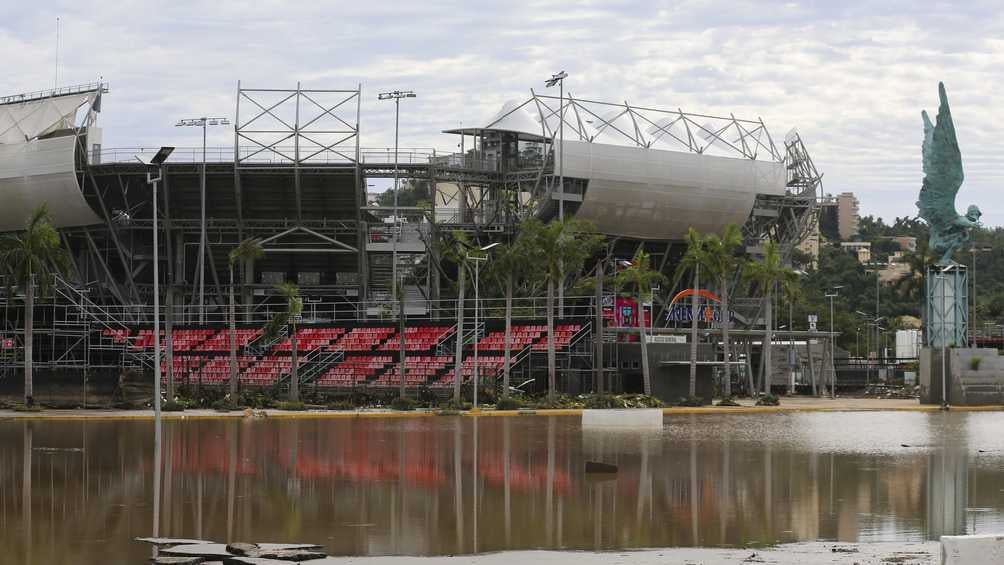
xmin=445 ymin=92 xmax=783 ymax=162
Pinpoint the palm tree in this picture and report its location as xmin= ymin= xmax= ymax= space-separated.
xmin=701 ymin=224 xmax=743 ymax=398
xmin=485 ymin=240 xmax=526 ymax=398
xmin=0 ymin=204 xmax=71 ymax=406
xmin=438 ymin=230 xmax=472 ymax=403
xmin=674 ymin=228 xmax=708 ymax=398
xmin=744 ymin=241 xmax=798 ymax=395
xmin=614 ymin=249 xmax=667 ymax=396
xmin=265 ymin=283 xmax=303 ymax=401
xmin=524 ymin=218 xmax=605 ymax=402
xmin=228 ymin=238 xmax=264 ymax=399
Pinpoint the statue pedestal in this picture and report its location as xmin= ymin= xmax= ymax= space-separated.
xmin=926 ymin=265 xmax=968 ymax=348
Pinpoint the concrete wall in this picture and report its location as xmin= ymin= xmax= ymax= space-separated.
xmin=920 ymin=347 xmax=1004 ymax=405
xmin=0 ymin=367 xmax=134 ymax=407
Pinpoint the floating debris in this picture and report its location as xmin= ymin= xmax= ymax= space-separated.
xmin=141 ymin=540 xmax=330 ymax=564
xmin=584 ymin=461 xmax=618 ymax=474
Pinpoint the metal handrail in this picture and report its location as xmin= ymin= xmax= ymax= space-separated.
xmin=95 ymin=146 xmax=442 ymax=165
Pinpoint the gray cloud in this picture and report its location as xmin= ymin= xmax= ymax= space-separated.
xmin=4 ymin=0 xmax=1003 ymax=224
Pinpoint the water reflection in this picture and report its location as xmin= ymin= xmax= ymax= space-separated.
xmin=3 ymin=412 xmax=1004 ymax=564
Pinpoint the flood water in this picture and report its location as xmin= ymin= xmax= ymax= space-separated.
xmin=1 ymin=411 xmax=1003 ymax=564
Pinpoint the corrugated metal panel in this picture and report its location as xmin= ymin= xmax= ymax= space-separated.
xmin=0 ymin=136 xmax=102 ymax=231
xmin=559 ymin=140 xmax=785 ymax=240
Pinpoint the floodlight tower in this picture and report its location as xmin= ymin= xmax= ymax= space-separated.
xmin=378 ymin=90 xmax=416 ymax=397
xmin=176 ymin=117 xmax=230 ymax=323
xmin=545 ymin=71 xmax=568 ymax=221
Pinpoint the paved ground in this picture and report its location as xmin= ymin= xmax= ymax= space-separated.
xmin=0 ymin=396 xmax=981 ymax=421
xmin=319 ymin=542 xmax=940 ymax=564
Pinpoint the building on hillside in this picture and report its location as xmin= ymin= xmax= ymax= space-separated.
xmin=836 ymin=192 xmax=860 ymax=240
xmin=888 ymin=236 xmax=918 ymax=253
xmin=797 ymin=221 xmax=820 ymax=266
xmin=840 ymin=241 xmax=872 ymax=263
xmin=879 ymin=251 xmax=912 ymax=283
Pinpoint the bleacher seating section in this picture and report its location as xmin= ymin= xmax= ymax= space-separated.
xmin=125 ymin=322 xmax=585 ymax=389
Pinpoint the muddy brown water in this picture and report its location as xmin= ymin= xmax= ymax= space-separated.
xmin=1 ymin=411 xmax=1002 ymax=564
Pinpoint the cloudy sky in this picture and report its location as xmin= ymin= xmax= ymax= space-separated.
xmin=4 ymin=1 xmax=1003 ymax=224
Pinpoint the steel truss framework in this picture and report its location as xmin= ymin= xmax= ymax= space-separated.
xmin=493 ymin=92 xmax=783 ymax=160
xmin=234 ymin=83 xmax=367 ymax=297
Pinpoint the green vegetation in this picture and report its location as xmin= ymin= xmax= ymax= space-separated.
xmin=161 ymin=400 xmax=186 ymax=412
xmin=614 ymin=249 xmax=667 ymax=396
xmin=970 ymin=357 xmax=983 ymax=371
xmin=274 ymin=400 xmax=307 ymax=411
xmin=211 ymin=398 xmax=240 ymax=411
xmin=756 ymin=394 xmax=781 ymax=406
xmin=677 ymin=396 xmax=705 ymax=407
xmin=390 ymin=396 xmax=418 ymax=411
xmin=495 ymin=396 xmax=524 ymax=410
xmin=265 ymin=283 xmax=303 ymax=401
xmin=228 ymin=238 xmax=264 ymax=399
xmin=374 ymin=180 xmax=432 ymax=209
xmin=0 ymin=204 xmax=72 ymax=406
xmin=716 ymin=397 xmax=741 ymax=407
xmin=794 ymin=220 xmax=1004 ymax=354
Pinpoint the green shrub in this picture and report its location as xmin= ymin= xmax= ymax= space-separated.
xmin=584 ymin=394 xmax=621 ymax=409
xmin=327 ymin=400 xmax=355 ymax=411
xmin=436 ymin=409 xmax=461 ymax=416
xmin=211 ymin=398 xmax=240 ymax=412
xmin=439 ymin=398 xmax=472 ymax=412
xmin=716 ymin=397 xmax=741 ymax=407
xmin=274 ymin=400 xmax=306 ymax=411
xmin=532 ymin=394 xmax=581 ymax=409
xmin=495 ymin=396 xmax=524 ymax=410
xmin=162 ymin=400 xmax=186 ymax=412
xmin=239 ymin=390 xmax=276 ymax=409
xmin=970 ymin=357 xmax=983 ymax=371
xmin=390 ymin=396 xmax=417 ymax=411
xmin=677 ymin=396 xmax=704 ymax=407
xmin=755 ymin=394 xmax=780 ymax=406
xmin=13 ymin=404 xmax=43 ymax=412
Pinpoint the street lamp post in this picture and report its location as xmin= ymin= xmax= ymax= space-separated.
xmin=825 ymin=286 xmax=842 ymax=398
xmin=176 ymin=117 xmax=229 ymax=323
xmin=137 ymin=146 xmax=174 ymax=541
xmin=378 ymin=90 xmax=416 ymax=396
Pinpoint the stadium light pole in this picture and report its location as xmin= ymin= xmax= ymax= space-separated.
xmin=824 ymin=286 xmax=842 ymax=398
xmin=545 ymin=71 xmax=567 ymax=221
xmin=136 ymin=146 xmax=174 ymax=542
xmin=176 ymin=117 xmax=230 ymax=323
xmin=466 ymin=243 xmax=498 ymax=409
xmin=378 ymin=90 xmax=416 ymax=397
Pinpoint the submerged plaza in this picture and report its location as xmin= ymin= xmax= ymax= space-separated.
xmin=1 ymin=2 xmax=1004 ymax=564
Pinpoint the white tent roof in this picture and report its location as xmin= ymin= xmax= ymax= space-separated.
xmin=444 ymin=99 xmax=547 ymax=141
xmin=0 ymin=92 xmax=96 ymax=145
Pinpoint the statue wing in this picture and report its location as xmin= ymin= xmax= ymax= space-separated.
xmin=917 ymin=82 xmax=964 ymax=229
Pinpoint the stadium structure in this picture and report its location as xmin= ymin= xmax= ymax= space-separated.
xmin=0 ymin=80 xmax=827 ymax=400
